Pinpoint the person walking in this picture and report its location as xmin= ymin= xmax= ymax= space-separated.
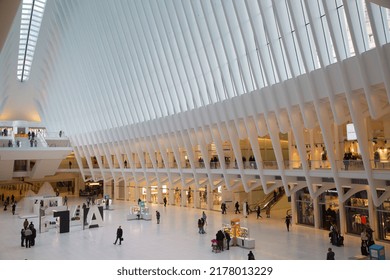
xmin=221 ymin=202 xmax=227 ymax=214
xmin=285 ymin=215 xmax=291 ymax=232
xmin=12 ymin=202 xmax=16 ymax=215
xmin=113 ymin=226 xmax=123 ymax=245
xmin=248 ymin=251 xmax=255 ymax=260
xmin=156 ymin=211 xmax=161 ymax=224
xmin=256 ymin=205 xmax=262 ymax=219
xmin=163 ymin=197 xmax=167 ymax=207
xmin=202 ymin=211 xmax=207 ymax=226
xmin=235 ymin=201 xmax=240 ymax=214
xmin=326 ymin=248 xmax=335 ymax=260
xmin=245 ymin=201 xmax=251 ymax=216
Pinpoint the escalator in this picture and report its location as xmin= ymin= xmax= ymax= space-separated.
xmin=250 ymin=187 xmax=285 ymax=213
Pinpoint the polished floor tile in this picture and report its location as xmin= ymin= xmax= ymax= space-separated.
xmin=1 ymin=196 xmax=389 ymax=260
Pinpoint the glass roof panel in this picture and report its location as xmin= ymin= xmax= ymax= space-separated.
xmin=17 ymin=0 xmax=47 ymax=82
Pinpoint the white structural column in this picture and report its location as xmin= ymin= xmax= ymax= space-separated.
xmin=104 ymin=180 xmax=112 ymax=199
xmin=146 ymin=186 xmax=151 ymax=204
xmin=194 ymin=188 xmax=200 ymax=209
xmin=168 ymin=186 xmax=174 ymax=206
xmin=133 ymin=186 xmax=140 ymax=204
xmin=207 ymin=186 xmax=213 ymax=210
xmin=181 ymin=189 xmax=187 ymax=207
xmin=313 ymin=193 xmax=320 ymax=229
xmin=157 ymin=185 xmax=163 ymax=205
xmin=367 ymin=191 xmax=378 ymax=239
xmin=113 ymin=180 xmax=119 ymax=200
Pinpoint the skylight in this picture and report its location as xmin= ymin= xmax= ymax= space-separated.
xmin=17 ymin=0 xmax=47 ymax=82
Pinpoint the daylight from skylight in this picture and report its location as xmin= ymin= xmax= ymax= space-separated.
xmin=17 ymin=0 xmax=47 ymax=82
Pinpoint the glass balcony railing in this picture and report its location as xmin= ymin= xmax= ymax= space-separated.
xmin=73 ymin=158 xmax=390 ymax=172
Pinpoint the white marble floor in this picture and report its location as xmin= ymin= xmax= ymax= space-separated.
xmin=1 ymin=197 xmax=389 ymax=260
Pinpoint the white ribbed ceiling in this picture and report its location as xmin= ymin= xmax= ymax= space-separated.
xmin=0 ymin=0 xmax=389 ymax=134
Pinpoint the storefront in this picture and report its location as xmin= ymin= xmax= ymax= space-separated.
xmin=140 ymin=186 xmax=162 ymax=204
xmin=141 ymin=187 xmax=147 ymax=202
xmin=198 ymin=186 xmax=208 ymax=209
xmin=174 ymin=187 xmax=181 ymax=205
xmin=345 ymin=190 xmax=369 ymax=235
xmin=186 ymin=187 xmax=194 ymax=207
xmin=161 ymin=185 xmax=168 ymax=205
xmin=377 ymin=194 xmax=390 ymax=242
xmin=212 ymin=187 xmax=222 ymax=210
xmin=151 ymin=186 xmax=159 ymax=203
xmin=296 ymin=188 xmax=314 ymax=226
xmin=318 ymin=189 xmax=340 ymax=230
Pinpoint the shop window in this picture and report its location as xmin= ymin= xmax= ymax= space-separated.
xmin=345 ymin=191 xmax=369 ymax=235
xmin=318 ymin=189 xmax=340 ymax=230
xmin=376 ymin=191 xmax=390 ymax=242
xmin=295 ymin=188 xmax=314 ymax=226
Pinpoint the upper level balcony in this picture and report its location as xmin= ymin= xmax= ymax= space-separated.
xmin=69 ymin=157 xmax=390 ymax=186
xmin=0 ymin=132 xmax=72 ymax=180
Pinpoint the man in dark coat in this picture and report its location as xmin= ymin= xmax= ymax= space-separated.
xmin=221 ymin=202 xmax=227 ymax=214
xmin=163 ymin=197 xmax=167 ymax=207
xmin=256 ymin=205 xmax=262 ymax=219
xmin=285 ymin=215 xmax=291 ymax=232
xmin=29 ymin=222 xmax=36 ymax=246
xmin=156 ymin=211 xmax=161 ymax=224
xmin=216 ymin=230 xmax=225 ymax=251
xmin=235 ymin=201 xmax=240 ymax=214
xmin=248 ymin=251 xmax=255 ymax=260
xmin=12 ymin=202 xmax=16 ymax=215
xmin=21 ymin=228 xmax=25 ymax=247
xmin=113 ymin=226 xmax=123 ymax=245
xmin=326 ymin=248 xmax=335 ymax=260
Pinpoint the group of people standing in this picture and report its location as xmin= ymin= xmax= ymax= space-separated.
xmin=214 ymin=229 xmax=231 ymax=251
xmin=21 ymin=219 xmax=36 ymax=248
xmin=3 ymin=194 xmax=17 ymax=214
xmin=27 ymin=131 xmax=38 ymax=147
